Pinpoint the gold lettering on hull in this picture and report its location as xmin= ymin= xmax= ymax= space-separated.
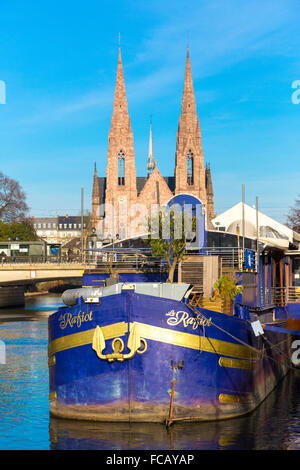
xmin=59 ymin=311 xmax=93 ymax=329
xmin=166 ymin=310 xmax=212 ymax=330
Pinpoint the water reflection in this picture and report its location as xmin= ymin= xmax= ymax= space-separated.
xmin=0 ymin=293 xmax=63 ymax=322
xmin=0 ymin=294 xmax=61 ymax=450
xmin=1 ymin=295 xmax=300 ymax=450
xmin=49 ymin=371 xmax=300 ymax=450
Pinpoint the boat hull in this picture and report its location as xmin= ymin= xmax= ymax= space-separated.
xmin=48 ymin=289 xmax=292 ymax=422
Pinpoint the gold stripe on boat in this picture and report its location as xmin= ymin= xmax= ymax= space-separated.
xmin=48 ymin=355 xmax=56 ymax=367
xmin=218 ymin=357 xmax=256 ymax=370
xmin=49 ymin=391 xmax=57 ymax=401
xmin=48 ymin=321 xmax=257 ymax=360
xmin=48 ymin=322 xmax=128 ymax=356
xmin=133 ymin=322 xmax=257 ymax=360
xmin=219 ymin=393 xmax=250 ymax=404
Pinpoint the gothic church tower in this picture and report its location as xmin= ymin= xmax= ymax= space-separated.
xmin=174 ymin=47 xmax=207 ymax=208
xmin=104 ymin=47 xmax=137 ymax=236
xmin=92 ymin=46 xmax=215 ymax=238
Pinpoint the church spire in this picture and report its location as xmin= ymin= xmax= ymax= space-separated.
xmin=180 ymin=46 xmax=197 ymax=117
xmin=176 ymin=46 xmax=199 ymax=144
xmin=105 ymin=46 xmax=137 ymax=238
xmin=147 ymin=120 xmax=155 ymax=177
xmin=92 ymin=162 xmax=99 ymax=198
xmin=110 ymin=46 xmax=131 ymax=133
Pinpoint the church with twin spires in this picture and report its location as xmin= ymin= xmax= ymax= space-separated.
xmin=92 ymin=46 xmax=215 ymax=240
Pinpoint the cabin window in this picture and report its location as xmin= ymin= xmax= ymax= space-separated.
xmin=118 ymin=150 xmax=125 ymax=186
xmin=187 ymin=150 xmax=194 ymax=185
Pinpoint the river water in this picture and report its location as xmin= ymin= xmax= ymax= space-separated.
xmin=1 ymin=294 xmax=300 ymax=450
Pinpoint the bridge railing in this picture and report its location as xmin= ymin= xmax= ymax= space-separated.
xmin=0 ymin=256 xmax=83 ymax=265
xmin=83 ymin=249 xmax=167 ymax=271
xmin=0 ymin=247 xmax=258 ymax=271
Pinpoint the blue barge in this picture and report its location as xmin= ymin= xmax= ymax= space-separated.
xmin=48 ymin=234 xmax=300 ymax=423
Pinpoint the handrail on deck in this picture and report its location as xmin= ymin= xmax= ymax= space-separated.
xmin=260 ymin=286 xmax=300 ymax=307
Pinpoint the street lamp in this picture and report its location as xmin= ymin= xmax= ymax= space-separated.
xmin=90 ymin=227 xmax=97 ymax=247
xmin=88 ymin=227 xmax=98 ymax=264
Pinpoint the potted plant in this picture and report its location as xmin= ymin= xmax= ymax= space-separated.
xmin=213 ymin=273 xmax=243 ymax=315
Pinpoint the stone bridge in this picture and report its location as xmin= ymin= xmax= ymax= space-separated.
xmin=0 ymin=263 xmax=85 ymax=286
xmin=0 ymin=263 xmax=86 ymax=308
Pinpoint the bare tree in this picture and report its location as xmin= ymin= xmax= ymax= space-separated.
xmin=0 ymin=172 xmax=29 ymax=223
xmin=287 ymin=194 xmax=300 ymax=233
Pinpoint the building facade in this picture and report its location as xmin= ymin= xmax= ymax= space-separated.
xmin=32 ymin=216 xmax=85 ymax=246
xmin=92 ymin=47 xmax=214 ymax=240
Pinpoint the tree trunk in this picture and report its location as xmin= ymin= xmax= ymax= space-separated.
xmin=167 ymin=258 xmax=177 ymax=283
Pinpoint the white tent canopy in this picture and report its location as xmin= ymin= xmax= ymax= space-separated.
xmin=211 ymin=202 xmax=299 ymax=249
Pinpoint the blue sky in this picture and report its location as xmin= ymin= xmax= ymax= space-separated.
xmin=0 ymin=0 xmax=299 ymax=223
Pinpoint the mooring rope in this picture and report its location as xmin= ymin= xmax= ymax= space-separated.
xmin=260 ymin=335 xmax=300 ymax=372
xmin=185 ymin=302 xmax=262 ymax=357
xmin=185 ymin=301 xmax=300 ymax=372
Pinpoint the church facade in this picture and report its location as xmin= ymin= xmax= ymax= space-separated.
xmin=92 ymin=47 xmax=214 ymax=240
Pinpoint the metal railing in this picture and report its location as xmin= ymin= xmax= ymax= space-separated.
xmin=272 ymin=287 xmax=300 ymax=305
xmin=261 ymin=286 xmax=300 ymax=307
xmin=83 ymin=247 xmax=257 ymax=271
xmin=0 ymin=247 xmax=258 ymax=272
xmin=0 ymin=255 xmax=83 ymax=265
xmin=85 ymin=250 xmax=168 ymax=271
xmin=197 ymin=247 xmax=257 ymax=271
